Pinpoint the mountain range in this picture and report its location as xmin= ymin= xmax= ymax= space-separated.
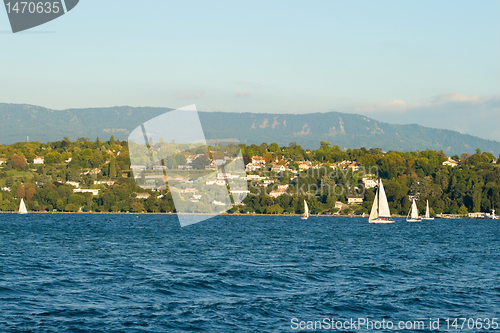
xmin=1 ymin=103 xmax=498 ymax=155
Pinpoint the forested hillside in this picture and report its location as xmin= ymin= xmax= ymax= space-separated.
xmin=0 ymin=137 xmax=499 ymax=216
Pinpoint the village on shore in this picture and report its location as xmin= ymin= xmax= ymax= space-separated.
xmin=1 ymin=137 xmax=499 ymax=218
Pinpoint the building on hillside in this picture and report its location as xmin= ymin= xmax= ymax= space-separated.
xmin=66 ymin=181 xmax=80 ymax=188
xmin=246 ymin=175 xmax=265 ymax=181
xmin=33 ymin=156 xmax=44 ymax=164
xmin=0 ymin=158 xmax=6 ymax=165
xmin=334 ymin=201 xmax=345 ymax=211
xmin=136 ymin=193 xmax=151 ymax=199
xmin=271 ymin=164 xmax=287 ymax=173
xmin=130 ymin=165 xmax=146 ymax=171
xmin=251 ymin=156 xmax=266 ymax=165
xmin=190 ymin=194 xmax=202 ymax=202
xmin=297 ymin=161 xmax=313 ymax=171
xmin=347 ymin=162 xmax=361 ymax=171
xmin=346 ymin=195 xmax=364 ymax=204
xmin=217 ymin=173 xmax=234 ymax=180
xmin=73 ymin=188 xmax=100 ymax=195
xmin=245 ymin=163 xmax=262 ymax=172
xmin=442 ymin=157 xmax=459 ymax=167
xmin=268 ymin=184 xmax=289 ymax=198
xmin=94 ymin=179 xmax=117 ymax=186
xmin=178 ymin=188 xmax=197 ymax=193
xmin=362 ymin=177 xmax=378 ymax=189
xmin=230 ymin=189 xmax=250 ymax=195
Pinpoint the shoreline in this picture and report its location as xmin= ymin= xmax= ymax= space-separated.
xmin=0 ymin=211 xmax=462 ymax=218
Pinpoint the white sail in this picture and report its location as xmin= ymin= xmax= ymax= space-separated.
xmin=19 ymin=198 xmax=28 ymax=214
xmin=369 ymin=192 xmax=378 ymax=221
xmin=377 ymin=179 xmax=391 ymax=217
xmin=411 ymin=199 xmax=419 ymax=219
xmin=425 ymin=200 xmax=430 ymax=219
xmin=304 ymin=200 xmax=309 ymax=218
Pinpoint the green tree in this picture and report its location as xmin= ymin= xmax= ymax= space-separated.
xmin=193 ymin=155 xmax=210 ymax=170
xmin=266 ymin=204 xmax=284 ymax=214
xmin=109 ymin=156 xmax=116 ymax=178
xmin=44 ymin=152 xmax=62 ymax=164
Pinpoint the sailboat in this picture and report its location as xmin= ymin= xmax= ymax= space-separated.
xmin=301 ymin=200 xmax=309 ymax=220
xmin=369 ymin=178 xmax=394 ymax=223
xmin=18 ymin=198 xmax=28 ymax=215
xmin=406 ymin=198 xmax=421 ymax=222
xmin=422 ymin=199 xmax=434 ymax=220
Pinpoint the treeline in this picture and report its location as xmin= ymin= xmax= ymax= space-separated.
xmin=0 ymin=138 xmax=499 ymax=215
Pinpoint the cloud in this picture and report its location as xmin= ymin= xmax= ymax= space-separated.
xmin=341 ymin=93 xmax=500 ymax=141
xmin=173 ymin=92 xmax=204 ymax=100
xmin=350 ymin=92 xmax=497 ymax=113
xmin=234 ymin=91 xmax=251 ymax=98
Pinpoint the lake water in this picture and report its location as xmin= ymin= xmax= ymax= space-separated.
xmin=1 ymin=214 xmax=499 ymax=332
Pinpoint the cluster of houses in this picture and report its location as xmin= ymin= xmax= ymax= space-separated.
xmin=245 ymin=156 xmax=363 ymax=173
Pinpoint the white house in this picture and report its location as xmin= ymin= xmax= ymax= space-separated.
xmin=245 ymin=163 xmax=262 ymax=172
xmin=271 ymin=164 xmax=287 ymax=172
xmin=346 ymin=195 xmax=364 ymax=204
xmin=251 ymin=156 xmax=266 ymax=165
xmin=362 ymin=177 xmax=378 ymax=189
xmin=442 ymin=157 xmax=459 ymax=167
xmin=94 ymin=179 xmax=117 ymax=186
xmin=33 ymin=156 xmax=45 ymax=164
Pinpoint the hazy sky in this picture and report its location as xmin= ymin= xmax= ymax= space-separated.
xmin=1 ymin=1 xmax=499 ymax=139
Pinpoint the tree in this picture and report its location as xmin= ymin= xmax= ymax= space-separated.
xmin=56 ymin=199 xmax=66 ymax=211
xmin=193 ymin=155 xmax=210 ymax=169
xmin=15 ymin=186 xmax=25 ymax=199
xmin=9 ymin=154 xmax=26 ymax=168
xmin=67 ymin=168 xmax=81 ymax=182
xmin=131 ymin=201 xmax=144 ymax=212
xmin=5 ymin=176 xmax=14 ymax=188
xmin=44 ymin=152 xmax=62 ymax=164
xmin=25 ymin=187 xmax=36 ymax=201
xmin=266 ymin=204 xmax=284 ymax=214
xmin=109 ymin=156 xmax=116 ymax=178
xmin=458 ymin=204 xmax=468 ymax=216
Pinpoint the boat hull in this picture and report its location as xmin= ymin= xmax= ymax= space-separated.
xmin=422 ymin=217 xmax=434 ymax=220
xmin=369 ymin=218 xmax=395 ymax=224
xmin=406 ymin=218 xmax=422 ymax=222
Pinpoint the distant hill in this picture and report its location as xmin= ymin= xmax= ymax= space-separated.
xmin=1 ymin=103 xmax=498 ymax=155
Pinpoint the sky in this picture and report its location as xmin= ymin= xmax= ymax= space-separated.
xmin=0 ymin=0 xmax=499 ymax=140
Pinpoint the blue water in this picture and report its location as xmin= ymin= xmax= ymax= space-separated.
xmin=1 ymin=214 xmax=499 ymax=332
